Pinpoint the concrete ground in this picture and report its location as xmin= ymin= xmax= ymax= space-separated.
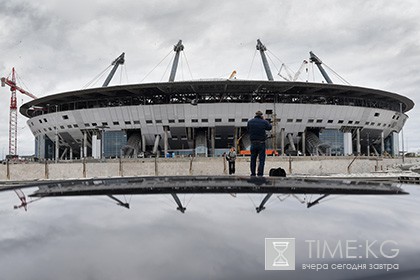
xmin=1 ymin=156 xmax=418 ymax=181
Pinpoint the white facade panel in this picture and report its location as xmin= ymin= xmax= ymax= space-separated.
xmin=343 ymin=132 xmax=353 ymax=155
xmin=92 ymin=134 xmax=99 ymax=159
xmin=174 ymin=104 xmax=184 ymax=121
xmin=154 ymin=105 xmax=163 ymax=121
xmin=393 ymin=132 xmax=400 ymax=156
xmin=165 ymin=104 xmax=175 ymax=120
xmin=109 ymin=107 xmax=118 ymax=126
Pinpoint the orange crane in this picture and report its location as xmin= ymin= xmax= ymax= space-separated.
xmin=1 ymin=68 xmax=37 ymax=157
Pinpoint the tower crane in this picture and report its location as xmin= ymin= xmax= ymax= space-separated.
xmin=293 ymin=60 xmax=309 ymax=81
xmin=1 ymin=68 xmax=37 ymax=157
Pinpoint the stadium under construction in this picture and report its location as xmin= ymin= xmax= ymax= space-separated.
xmin=19 ymin=40 xmax=414 ymax=160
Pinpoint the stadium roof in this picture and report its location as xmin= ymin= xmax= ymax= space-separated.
xmin=20 ymin=80 xmax=414 ymax=117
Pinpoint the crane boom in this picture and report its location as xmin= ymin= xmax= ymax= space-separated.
xmin=1 ymin=68 xmax=37 ymax=156
xmin=1 ymin=77 xmax=38 ymax=99
xmin=293 ymin=60 xmax=308 ymax=81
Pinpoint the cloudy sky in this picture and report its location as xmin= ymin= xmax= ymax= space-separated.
xmin=1 ymin=0 xmax=420 ymax=157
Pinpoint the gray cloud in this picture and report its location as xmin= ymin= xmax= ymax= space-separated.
xmin=1 ymin=0 xmax=420 ymax=155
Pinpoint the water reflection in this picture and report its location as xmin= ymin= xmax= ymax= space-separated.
xmin=0 ymin=184 xmax=419 ymax=280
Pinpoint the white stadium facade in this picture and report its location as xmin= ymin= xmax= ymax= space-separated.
xmin=19 ymin=40 xmax=414 ymax=160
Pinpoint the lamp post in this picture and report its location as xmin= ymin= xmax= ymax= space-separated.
xmin=400 ymin=103 xmax=405 ymax=163
xmin=55 ymin=105 xmax=59 ymax=163
xmin=367 ymin=133 xmax=370 ymax=157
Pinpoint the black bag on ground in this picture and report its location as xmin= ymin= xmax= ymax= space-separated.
xmin=269 ymin=167 xmax=286 ymax=177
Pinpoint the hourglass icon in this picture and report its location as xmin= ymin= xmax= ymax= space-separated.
xmin=272 ymin=241 xmax=289 ymax=266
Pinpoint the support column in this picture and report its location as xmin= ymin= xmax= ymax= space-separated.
xmin=356 ymin=129 xmax=361 ymax=155
xmin=392 ymin=132 xmax=399 ymax=157
xmin=60 ymin=148 xmax=68 ymax=160
xmin=272 ymin=114 xmax=277 ymax=151
xmin=35 ymin=135 xmax=40 ymax=158
xmin=210 ymin=127 xmax=215 ymax=157
xmin=381 ymin=131 xmax=385 ymax=156
xmin=35 ymin=135 xmax=43 ymax=159
xmin=70 ymin=148 xmax=73 ymax=160
xmin=83 ymin=131 xmax=87 ymax=158
xmin=92 ymin=134 xmax=99 ymax=159
xmin=280 ymin=128 xmax=285 ymax=156
xmin=302 ymin=130 xmax=306 ymax=156
xmin=343 ymin=132 xmax=353 ymax=155
xmin=101 ymin=131 xmax=105 ymax=160
xmin=163 ymin=126 xmax=169 ymax=157
xmin=6 ymin=159 xmax=10 ymax=180
xmin=141 ymin=134 xmax=146 ymax=152
xmin=287 ymin=133 xmax=296 ymax=151
xmin=55 ymin=130 xmax=59 ymax=163
xmin=234 ymin=127 xmax=238 ymax=150
xmin=152 ymin=135 xmax=160 ymax=155
xmin=41 ymin=135 xmax=46 ymax=159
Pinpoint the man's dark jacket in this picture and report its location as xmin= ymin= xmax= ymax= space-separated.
xmin=247 ymin=116 xmax=272 ymax=142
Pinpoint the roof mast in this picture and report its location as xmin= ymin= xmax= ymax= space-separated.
xmin=169 ymin=40 xmax=184 ymax=82
xmin=102 ymin=52 xmax=125 ymax=87
xmin=256 ymin=39 xmax=274 ymax=81
xmin=309 ymin=51 xmax=332 ymax=84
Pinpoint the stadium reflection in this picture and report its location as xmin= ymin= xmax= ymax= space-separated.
xmin=0 ymin=184 xmax=419 ymax=280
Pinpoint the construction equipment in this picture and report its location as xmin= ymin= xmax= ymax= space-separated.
xmin=228 ymin=70 xmax=237 ymax=79
xmin=278 ymin=63 xmax=293 ymax=81
xmin=239 ymin=149 xmax=279 ymax=156
xmin=1 ymin=68 xmax=37 ymax=156
xmin=293 ymin=60 xmax=309 ymax=81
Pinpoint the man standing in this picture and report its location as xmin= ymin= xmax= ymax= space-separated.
xmin=226 ymin=146 xmax=237 ymax=175
xmin=247 ymin=111 xmax=272 ymax=176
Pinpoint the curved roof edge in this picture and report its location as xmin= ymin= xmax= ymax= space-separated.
xmin=20 ymin=80 xmax=414 ymax=118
